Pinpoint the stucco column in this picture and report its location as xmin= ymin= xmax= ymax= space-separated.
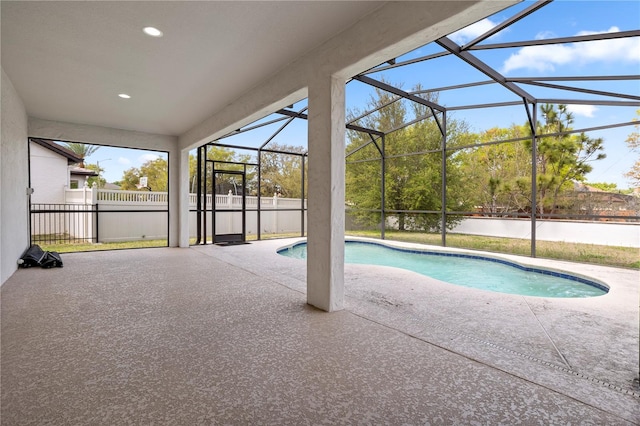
xmin=306 ymin=74 xmax=345 ymax=312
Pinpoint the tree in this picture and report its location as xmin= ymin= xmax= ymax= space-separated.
xmin=119 ymin=168 xmax=142 ymax=191
xmin=624 ymin=109 xmax=640 ymax=187
xmin=63 ymin=143 xmax=100 ymax=166
xmin=527 ymin=104 xmax=605 ymax=214
xmin=457 ymin=125 xmax=531 ymax=214
xmin=140 ymin=158 xmax=168 ymax=191
xmin=345 ymin=82 xmax=470 ymax=232
xmin=259 ymin=144 xmax=307 ymax=198
xmin=457 ymin=106 xmax=607 ymax=216
xmin=188 ymin=145 xmax=257 ymax=195
xmin=119 ymin=157 xmax=168 ymax=191
xmin=85 ymin=163 xmax=106 ymax=188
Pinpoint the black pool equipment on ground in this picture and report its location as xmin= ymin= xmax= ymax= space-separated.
xmin=18 ymin=244 xmax=63 ymax=268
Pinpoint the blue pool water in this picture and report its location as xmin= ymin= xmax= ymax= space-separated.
xmin=278 ymin=241 xmax=608 ymax=298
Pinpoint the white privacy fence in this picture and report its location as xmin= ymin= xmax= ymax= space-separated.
xmin=450 ymin=217 xmax=639 ymax=248
xmin=189 ymin=191 xmax=307 ymax=239
xmin=49 ymin=187 xmax=306 ymax=243
xmin=30 ymin=187 xmax=638 ymax=247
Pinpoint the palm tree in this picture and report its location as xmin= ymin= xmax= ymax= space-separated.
xmin=63 ymin=142 xmax=100 ymax=166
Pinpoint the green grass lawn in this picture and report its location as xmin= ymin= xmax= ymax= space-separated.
xmin=36 ymin=232 xmax=304 ymax=254
xmin=38 ymin=231 xmax=639 ymax=270
xmin=39 ymin=239 xmax=169 ymax=253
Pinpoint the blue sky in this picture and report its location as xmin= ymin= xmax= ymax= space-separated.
xmin=89 ymin=1 xmax=639 ymax=189
xmin=85 ymin=146 xmax=167 ymax=184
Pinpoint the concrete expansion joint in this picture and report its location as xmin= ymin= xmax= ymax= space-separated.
xmin=523 ymin=296 xmax=572 ymax=370
xmin=438 ymin=324 xmax=640 ymax=399
xmin=350 ymin=309 xmax=640 ymax=400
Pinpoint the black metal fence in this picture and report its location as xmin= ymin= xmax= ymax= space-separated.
xmin=30 ymin=203 xmax=97 ymax=245
xmin=30 ymin=203 xmax=170 ymax=247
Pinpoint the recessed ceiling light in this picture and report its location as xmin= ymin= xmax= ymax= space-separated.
xmin=118 ymin=93 xmax=131 ymax=99
xmin=143 ymin=27 xmax=163 ymax=37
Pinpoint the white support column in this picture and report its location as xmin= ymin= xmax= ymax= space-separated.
xmin=306 ymin=74 xmax=345 ymax=312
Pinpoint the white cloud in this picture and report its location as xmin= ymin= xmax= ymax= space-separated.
xmin=566 ymin=104 xmax=598 ymax=118
xmin=535 ymin=30 xmax=556 ymax=40
xmin=504 ymin=44 xmax=574 ymax=73
xmin=502 ymin=27 xmax=640 ymax=74
xmin=450 ymin=18 xmax=501 ymax=45
xmin=138 ymin=153 xmax=159 ymax=164
xmin=117 ymin=157 xmax=131 ymax=165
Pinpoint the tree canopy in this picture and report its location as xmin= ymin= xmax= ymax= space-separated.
xmin=457 ymin=125 xmax=532 ymax=214
xmin=345 ymin=83 xmax=471 ymax=231
xmin=192 ymin=145 xmax=256 ymax=196
xmin=528 ymin=104 xmax=605 ymax=214
xmin=458 ymin=104 xmax=607 ymax=215
xmin=85 ymin=163 xmax=105 ymax=188
xmin=259 ymin=144 xmax=307 ymax=198
xmin=346 ymin=94 xmax=610 ymax=227
xmin=624 ymin=109 xmax=640 ymax=187
xmin=119 ymin=157 xmax=168 ymax=191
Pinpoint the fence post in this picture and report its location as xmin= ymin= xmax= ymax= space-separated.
xmin=82 ymin=182 xmax=89 ymax=204
xmin=273 ymin=194 xmax=278 ymax=232
xmin=88 ymin=183 xmax=98 ymax=243
xmin=227 ymin=190 xmax=233 ymax=232
xmin=91 ymin=182 xmax=98 ymax=205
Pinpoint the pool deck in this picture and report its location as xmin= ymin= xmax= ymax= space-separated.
xmin=2 ymin=237 xmax=638 ymax=424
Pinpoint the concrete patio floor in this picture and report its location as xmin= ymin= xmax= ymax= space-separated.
xmin=2 ymin=238 xmax=638 ymax=424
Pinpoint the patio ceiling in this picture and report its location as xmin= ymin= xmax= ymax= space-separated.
xmin=4 ymin=1 xmax=637 ymax=153
xmin=0 ymin=1 xmax=385 ymax=136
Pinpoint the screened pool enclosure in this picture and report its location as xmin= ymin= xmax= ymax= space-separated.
xmin=191 ymin=0 xmax=639 ymax=257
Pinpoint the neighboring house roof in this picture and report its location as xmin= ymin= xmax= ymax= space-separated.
xmin=573 ymin=182 xmax=634 ymax=203
xmin=70 ymin=166 xmax=98 ymax=177
xmin=30 ymin=138 xmax=83 ymax=164
xmin=103 ymin=182 xmax=121 ymax=190
xmin=573 ymin=182 xmax=605 ymax=193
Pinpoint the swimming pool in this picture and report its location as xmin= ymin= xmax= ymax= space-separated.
xmin=277 ymin=240 xmax=608 ymax=298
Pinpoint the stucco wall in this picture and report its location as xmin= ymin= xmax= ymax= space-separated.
xmin=29 ymin=142 xmax=69 ymax=204
xmin=1 ymin=68 xmax=29 ymax=285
